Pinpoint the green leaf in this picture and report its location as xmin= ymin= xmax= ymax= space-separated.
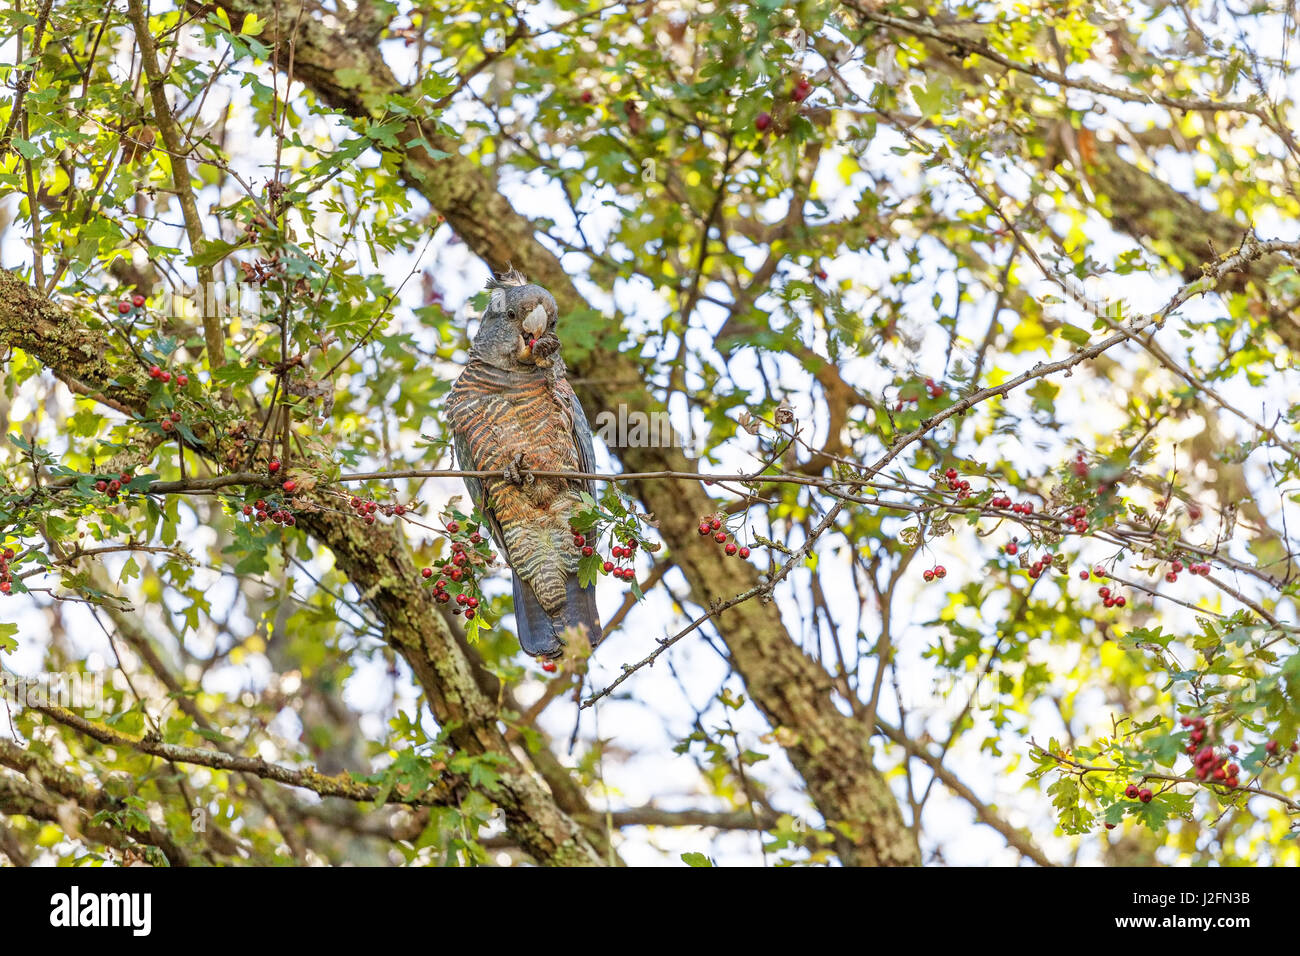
xmin=680 ymin=851 xmax=713 ymax=867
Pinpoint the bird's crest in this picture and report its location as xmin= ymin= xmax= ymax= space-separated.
xmin=487 ymin=267 xmax=528 ymax=311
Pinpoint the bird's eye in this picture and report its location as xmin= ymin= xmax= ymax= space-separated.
xmin=507 ymin=308 xmax=515 ymax=319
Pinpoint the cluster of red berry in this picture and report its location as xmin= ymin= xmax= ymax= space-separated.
xmin=792 ymin=75 xmax=813 ymax=102
xmin=574 ymin=531 xmax=639 ymax=582
xmin=1123 ymin=783 xmax=1154 ymax=803
xmin=94 ymin=470 xmax=134 ymax=501
xmin=696 ymin=516 xmax=750 ymax=559
xmin=422 ymin=566 xmax=481 ymax=619
xmin=922 ymin=565 xmax=946 ymax=582
xmin=1179 ymin=718 xmax=1240 ymax=787
xmin=0 ymin=547 xmax=16 ymax=595
xmin=942 ymin=468 xmax=972 ymax=500
xmin=1071 ymin=449 xmax=1089 ymax=479
xmin=987 ymin=492 xmax=1037 ymax=514
xmin=924 ymin=377 xmax=945 ymax=400
xmin=347 ymin=494 xmax=406 ymax=525
xmin=421 ymin=519 xmax=493 ymax=618
xmin=1025 ymin=554 xmax=1054 ymax=580
xmin=1095 ymin=585 xmax=1127 ymax=608
xmin=240 ymin=499 xmax=296 ymax=526
xmin=1063 ymin=504 xmax=1089 ymax=533
xmin=147 ymin=364 xmax=189 ymax=388
xmin=1165 ymin=559 xmax=1211 ymax=583
xmin=116 ymin=293 xmax=146 ymax=315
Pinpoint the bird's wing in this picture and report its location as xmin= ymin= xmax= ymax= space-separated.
xmin=566 ymin=386 xmax=598 ymax=496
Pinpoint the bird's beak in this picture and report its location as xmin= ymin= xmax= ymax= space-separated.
xmin=522 ymin=305 xmax=547 ymax=337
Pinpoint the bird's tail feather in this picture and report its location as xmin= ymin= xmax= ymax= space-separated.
xmin=512 ymin=572 xmax=602 ymax=659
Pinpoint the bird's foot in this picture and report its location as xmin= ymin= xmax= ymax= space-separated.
xmin=503 ymin=452 xmax=534 ymax=487
xmin=530 ymin=333 xmax=560 ymax=361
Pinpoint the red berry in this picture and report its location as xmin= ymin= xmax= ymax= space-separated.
xmin=1005 ymin=542 xmax=1017 ymax=556
xmin=0 ymin=582 xmax=9 ymax=594
xmin=160 ymin=419 xmax=173 ymax=431
xmin=176 ymin=373 xmax=189 ymax=387
xmin=131 ymin=294 xmax=145 ymax=308
xmin=755 ymin=111 xmax=772 ymax=131
xmin=580 ymin=90 xmax=593 ymax=103
xmin=282 ymin=480 xmax=297 ymax=492
xmin=934 ymin=566 xmax=946 ymax=579
xmin=160 ymin=371 xmax=171 ymax=383
xmin=815 ymin=269 xmax=828 ymax=280
xmin=242 ymin=505 xmax=252 ymax=516
xmin=714 ymin=532 xmax=727 ymax=544
xmin=95 ymin=480 xmax=108 ymax=493
xmin=945 ymin=468 xmax=958 ymax=480
xmin=1226 ymin=776 xmax=1239 ymax=788
xmin=710 ymin=518 xmax=721 ymax=531
xmin=573 ymin=534 xmax=585 ymax=548
xmin=1115 ymin=596 xmax=1126 ymax=607
xmin=365 ymin=514 xmax=375 ymax=525
xmin=725 ymin=543 xmax=738 ymax=556
xmin=256 ymin=511 xmax=267 ymax=522
xmin=1098 ymin=587 xmax=1110 ymax=599
xmin=1165 ymin=572 xmax=1177 ymax=583
xmin=1104 ymin=822 xmax=1116 ymax=830
xmin=422 ymin=567 xmax=433 ymax=579
xmin=447 ymin=521 xmax=460 ymax=533
xmin=117 ymin=301 xmax=131 ymax=314
xmin=464 ymin=608 xmax=475 ymax=619
xmin=170 ymin=411 xmax=181 ymax=422
xmin=738 ymin=547 xmax=750 ymax=559
xmin=603 ymin=561 xmax=614 ymax=572
xmin=268 ymin=459 xmax=281 ymax=473
xmin=698 ymin=524 xmax=710 ymax=536
xmin=1 ymin=548 xmax=11 ymax=560
xmin=1079 ymin=570 xmax=1089 ymax=580
xmin=1125 ymin=784 xmax=1139 ymax=798
xmin=582 ymin=546 xmax=594 ymax=557
xmin=1266 ymin=740 xmax=1279 ymax=754
xmin=1138 ymin=789 xmax=1153 ymax=803
xmin=542 ymin=660 xmax=557 ymax=673
xmin=923 ymin=570 xmax=934 ymax=582
xmin=149 ymin=365 xmax=161 ymax=378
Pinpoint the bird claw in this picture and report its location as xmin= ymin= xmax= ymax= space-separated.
xmin=530 ymin=333 xmax=560 ymax=361
xmin=504 ymin=453 xmax=534 ymax=486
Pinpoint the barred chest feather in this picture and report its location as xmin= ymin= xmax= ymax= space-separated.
xmin=447 ymin=361 xmax=582 ymax=504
